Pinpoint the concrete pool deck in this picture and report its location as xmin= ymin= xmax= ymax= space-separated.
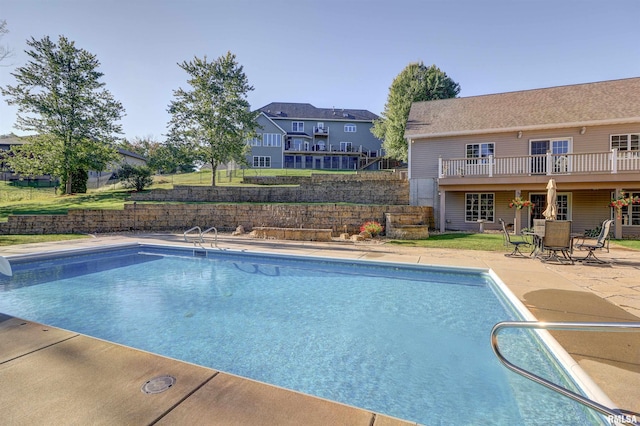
xmin=0 ymin=232 xmax=638 ymax=424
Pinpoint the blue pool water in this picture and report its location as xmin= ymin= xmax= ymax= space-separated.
xmin=0 ymin=245 xmax=603 ymax=425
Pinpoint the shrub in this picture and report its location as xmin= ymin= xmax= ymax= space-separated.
xmin=360 ymin=220 xmax=384 ymax=237
xmin=118 ymin=164 xmax=154 ymax=191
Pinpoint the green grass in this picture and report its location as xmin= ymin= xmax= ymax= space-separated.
xmin=611 ymin=239 xmax=640 ymax=250
xmin=0 ymin=234 xmax=90 ymax=246
xmin=388 ymin=232 xmax=510 ymax=251
xmin=0 ymin=169 xmax=357 ymax=221
xmin=0 ymin=183 xmax=131 ymax=221
xmin=151 ymin=168 xmax=356 ymax=188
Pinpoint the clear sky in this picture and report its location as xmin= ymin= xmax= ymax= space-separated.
xmin=1 ymin=0 xmax=639 ymax=141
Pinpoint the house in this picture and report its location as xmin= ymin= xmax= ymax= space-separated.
xmin=0 ymin=133 xmax=147 ymax=187
xmin=404 ymin=77 xmax=640 ymax=239
xmin=248 ymin=103 xmax=384 ymax=170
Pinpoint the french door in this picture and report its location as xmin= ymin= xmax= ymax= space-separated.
xmin=530 ymin=139 xmax=571 ymax=174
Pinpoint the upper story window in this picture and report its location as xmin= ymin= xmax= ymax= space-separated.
xmin=611 ymin=134 xmax=640 ymax=151
xmin=248 ymin=136 xmax=261 ymax=147
xmin=263 ymin=133 xmax=282 ymax=147
xmin=466 ymin=143 xmax=494 ymax=159
xmin=344 ymin=124 xmax=357 ymax=133
xmin=292 ymin=122 xmax=304 ymax=132
xmin=466 ymin=143 xmax=494 ymax=165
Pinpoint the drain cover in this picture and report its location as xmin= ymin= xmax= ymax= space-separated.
xmin=141 ymin=375 xmax=176 ymax=394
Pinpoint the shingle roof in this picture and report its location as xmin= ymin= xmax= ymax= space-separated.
xmin=257 ymin=102 xmax=379 ymax=121
xmin=405 ymin=77 xmax=640 ymax=138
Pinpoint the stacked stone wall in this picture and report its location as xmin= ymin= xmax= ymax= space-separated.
xmin=0 ymin=204 xmax=432 ymax=236
xmin=132 ymin=173 xmax=409 ymax=205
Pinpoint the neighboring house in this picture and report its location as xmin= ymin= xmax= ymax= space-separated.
xmin=0 ymin=133 xmax=53 ymax=184
xmin=404 ymin=78 xmax=640 ymax=239
xmin=0 ymin=133 xmax=147 ymax=187
xmin=87 ymin=148 xmax=147 ymax=187
xmin=248 ymin=102 xmax=384 ymax=170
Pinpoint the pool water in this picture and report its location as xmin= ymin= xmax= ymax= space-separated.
xmin=0 ymin=245 xmax=603 ymax=425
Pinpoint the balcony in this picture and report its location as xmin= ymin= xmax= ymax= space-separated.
xmin=439 ymin=149 xmax=640 ymax=180
xmin=313 ymin=126 xmax=329 ymax=136
xmin=285 ymin=144 xmax=382 ymax=157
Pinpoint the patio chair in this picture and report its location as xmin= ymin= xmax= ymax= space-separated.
xmin=573 ymin=219 xmax=614 ymax=264
xmin=499 ymin=218 xmax=530 ymax=257
xmin=540 ymin=220 xmax=573 ymax=264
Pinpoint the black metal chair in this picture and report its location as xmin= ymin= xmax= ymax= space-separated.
xmin=573 ymin=219 xmax=614 ymax=264
xmin=500 ymin=218 xmax=530 ymax=257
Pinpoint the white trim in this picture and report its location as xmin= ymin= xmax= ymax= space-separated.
xmin=406 ymin=117 xmax=640 ymax=140
xmin=258 ymin=112 xmax=287 ymax=134
xmin=464 ymin=192 xmax=495 ymax=223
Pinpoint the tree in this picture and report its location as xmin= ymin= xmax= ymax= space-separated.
xmin=167 ymin=52 xmax=258 ymax=186
xmin=120 ymin=135 xmax=196 ymax=174
xmin=0 ymin=19 xmax=12 ymax=64
xmin=372 ymin=62 xmax=460 ymax=162
xmin=1 ymin=35 xmax=125 ymax=193
xmin=118 ymin=163 xmax=154 ymax=192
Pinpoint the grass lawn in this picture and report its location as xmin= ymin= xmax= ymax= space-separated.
xmin=611 ymin=239 xmax=640 ymax=250
xmin=0 ymin=234 xmax=90 ymax=246
xmin=1 ymin=182 xmax=131 ymax=222
xmin=388 ymin=232 xmax=509 ymax=251
xmin=1 ymin=169 xmax=355 ymax=221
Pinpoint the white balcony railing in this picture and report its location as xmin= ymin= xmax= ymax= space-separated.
xmin=438 ymin=149 xmax=640 ymax=178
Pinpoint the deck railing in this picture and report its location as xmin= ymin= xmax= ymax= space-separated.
xmin=439 ymin=149 xmax=640 ymax=178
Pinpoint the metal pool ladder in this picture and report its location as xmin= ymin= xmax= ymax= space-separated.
xmin=183 ymin=226 xmax=218 ymax=248
xmin=491 ymin=321 xmax=640 ymax=425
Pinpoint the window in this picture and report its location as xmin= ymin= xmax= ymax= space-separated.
xmin=530 ymin=193 xmax=571 ymax=222
xmin=252 ymin=156 xmax=271 ymax=168
xmin=344 ymin=123 xmax=356 ymax=133
xmin=340 ymin=141 xmax=352 ymax=152
xmin=248 ymin=136 xmax=261 ymax=147
xmin=530 ymin=138 xmax=572 ymax=174
xmin=263 ymin=133 xmax=281 ymax=147
xmin=614 ymin=191 xmax=640 ymax=225
xmin=292 ymin=122 xmax=304 ymax=132
xmin=465 ymin=193 xmax=494 ymax=222
xmin=611 ymin=134 xmax=640 ymax=151
xmin=291 ymin=139 xmax=305 ymax=150
xmin=466 ymin=143 xmax=494 ymax=159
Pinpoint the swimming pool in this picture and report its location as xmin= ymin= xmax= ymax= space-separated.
xmin=0 ymin=243 xmax=606 ymax=425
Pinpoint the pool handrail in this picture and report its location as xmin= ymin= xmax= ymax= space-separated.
xmin=491 ymin=321 xmax=640 ymax=426
xmin=183 ymin=226 xmax=203 ymax=245
xmin=202 ymin=226 xmax=218 ymax=248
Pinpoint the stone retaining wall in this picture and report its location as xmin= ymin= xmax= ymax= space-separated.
xmin=249 ymin=227 xmax=333 ymax=242
xmin=131 ymin=172 xmax=409 ymax=205
xmin=0 ymin=204 xmax=433 ymax=236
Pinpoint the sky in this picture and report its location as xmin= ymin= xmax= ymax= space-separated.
xmin=1 ymin=0 xmax=639 ymax=141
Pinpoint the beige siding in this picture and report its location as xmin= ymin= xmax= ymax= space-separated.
xmin=410 ymin=123 xmax=640 ymax=180
xmin=442 ymin=189 xmax=621 ymax=234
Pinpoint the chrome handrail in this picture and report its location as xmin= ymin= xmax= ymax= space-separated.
xmin=183 ymin=226 xmax=203 ymax=245
xmin=491 ymin=321 xmax=640 ymax=425
xmin=202 ymin=226 xmax=218 ymax=248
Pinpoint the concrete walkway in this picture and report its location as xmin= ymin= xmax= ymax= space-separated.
xmin=0 ymin=233 xmax=638 ymax=424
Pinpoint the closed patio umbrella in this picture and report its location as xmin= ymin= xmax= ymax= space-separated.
xmin=542 ymin=178 xmax=557 ymax=220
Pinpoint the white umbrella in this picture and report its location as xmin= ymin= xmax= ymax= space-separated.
xmin=542 ymin=178 xmax=557 ymax=220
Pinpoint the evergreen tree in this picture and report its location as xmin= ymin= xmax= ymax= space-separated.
xmin=372 ymin=62 xmax=460 ymax=162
